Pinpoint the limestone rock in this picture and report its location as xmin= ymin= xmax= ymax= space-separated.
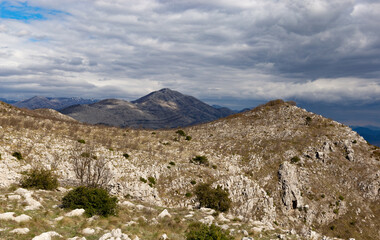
xmin=160 ymin=233 xmax=168 ymax=240
xmin=10 ymin=228 xmax=30 ymax=234
xmin=158 ymin=209 xmax=171 ymax=219
xmin=32 ymin=231 xmax=62 ymax=240
xmin=278 ymin=162 xmax=303 ymax=210
xmin=65 ymin=209 xmax=85 ymax=217
xmin=99 ymin=228 xmax=130 ymax=240
xmin=82 ymin=228 xmax=95 ymax=235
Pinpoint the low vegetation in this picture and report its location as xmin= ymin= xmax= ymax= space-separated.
xmin=20 ymin=167 xmax=58 ymax=190
xmin=185 ymin=222 xmax=233 ymax=240
xmin=194 ymin=183 xmax=231 ymax=212
xmin=62 ymin=186 xmax=118 ymax=217
xmin=191 ymin=155 xmax=209 ymax=166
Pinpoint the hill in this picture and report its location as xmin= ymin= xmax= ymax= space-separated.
xmin=0 ymin=100 xmax=379 ymax=239
xmin=60 ymin=88 xmax=235 ymax=129
xmin=13 ymin=96 xmax=98 ymax=110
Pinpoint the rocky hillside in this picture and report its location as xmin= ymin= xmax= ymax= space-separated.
xmin=13 ymin=96 xmax=98 ymax=110
xmin=59 ymin=88 xmax=235 ymax=129
xmin=0 ymin=100 xmax=379 ymax=240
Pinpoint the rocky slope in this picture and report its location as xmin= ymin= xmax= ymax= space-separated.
xmin=59 ymin=88 xmax=235 ymax=129
xmin=0 ymin=100 xmax=379 ymax=239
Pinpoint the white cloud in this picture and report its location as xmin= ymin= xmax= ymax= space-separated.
xmin=0 ymin=0 xmax=378 ymax=105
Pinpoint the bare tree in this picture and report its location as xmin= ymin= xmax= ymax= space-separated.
xmin=71 ymin=144 xmax=112 ymax=188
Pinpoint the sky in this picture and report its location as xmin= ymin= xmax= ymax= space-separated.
xmin=0 ymin=0 xmax=379 ymax=126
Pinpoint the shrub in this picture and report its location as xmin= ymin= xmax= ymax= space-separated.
xmin=0 ymin=153 xmax=2 ymax=160
xmin=123 ymin=153 xmax=129 ymax=159
xmin=190 ymin=180 xmax=196 ymax=185
xmin=140 ymin=177 xmax=147 ymax=183
xmin=148 ymin=176 xmax=156 ymax=185
xmin=77 ymin=139 xmax=86 ymax=144
xmin=185 ymin=192 xmax=192 ymax=198
xmin=12 ymin=152 xmax=23 ymax=160
xmin=290 ymin=156 xmax=300 ymax=163
xmin=338 ymin=195 xmax=344 ymax=201
xmin=195 ymin=183 xmax=231 ymax=212
xmin=191 ymin=155 xmax=209 ymax=166
xmin=20 ymin=168 xmax=58 ymax=190
xmin=169 ymin=161 xmax=175 ymax=166
xmin=186 ymin=222 xmax=233 ymax=240
xmin=185 ymin=136 xmax=192 ymax=141
xmin=176 ymin=130 xmax=186 ymax=136
xmin=306 ymin=116 xmax=312 ymax=125
xmin=62 ymin=186 xmax=117 ymax=217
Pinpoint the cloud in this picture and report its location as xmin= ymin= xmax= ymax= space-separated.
xmin=0 ymin=0 xmax=379 ymax=107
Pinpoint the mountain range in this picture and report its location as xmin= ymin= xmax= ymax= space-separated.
xmin=59 ymin=88 xmax=235 ymax=129
xmin=12 ymin=96 xmax=98 ymax=110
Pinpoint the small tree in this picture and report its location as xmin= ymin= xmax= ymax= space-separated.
xmin=71 ymin=145 xmax=112 ymax=188
xmin=195 ymin=183 xmax=231 ymax=212
xmin=62 ymin=186 xmax=117 ymax=217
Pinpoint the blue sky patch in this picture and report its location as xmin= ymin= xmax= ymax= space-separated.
xmin=0 ymin=1 xmax=63 ymax=21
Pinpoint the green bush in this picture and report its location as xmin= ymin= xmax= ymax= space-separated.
xmin=77 ymin=139 xmax=86 ymax=144
xmin=176 ymin=130 xmax=186 ymax=136
xmin=140 ymin=177 xmax=147 ymax=183
xmin=195 ymin=183 xmax=231 ymax=212
xmin=148 ymin=176 xmax=156 ymax=185
xmin=0 ymin=153 xmax=2 ymax=160
xmin=191 ymin=155 xmax=209 ymax=166
xmin=169 ymin=161 xmax=175 ymax=166
xmin=190 ymin=180 xmax=196 ymax=185
xmin=290 ymin=156 xmax=300 ymax=163
xmin=123 ymin=153 xmax=130 ymax=159
xmin=186 ymin=222 xmax=233 ymax=240
xmin=20 ymin=168 xmax=58 ymax=190
xmin=12 ymin=152 xmax=23 ymax=160
xmin=338 ymin=195 xmax=344 ymax=201
xmin=62 ymin=186 xmax=117 ymax=217
xmin=185 ymin=136 xmax=192 ymax=141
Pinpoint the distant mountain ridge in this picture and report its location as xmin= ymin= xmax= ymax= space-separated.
xmin=13 ymin=96 xmax=99 ymax=110
xmin=60 ymin=88 xmax=235 ymax=129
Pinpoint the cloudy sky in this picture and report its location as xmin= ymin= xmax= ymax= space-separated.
xmin=0 ymin=0 xmax=379 ymax=125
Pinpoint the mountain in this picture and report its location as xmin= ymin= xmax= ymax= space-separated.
xmin=60 ymin=88 xmax=236 ymax=129
xmin=13 ymin=96 xmax=98 ymax=110
xmin=0 ymin=97 xmax=17 ymax=104
xmin=352 ymin=126 xmax=380 ymax=147
xmin=0 ymin=99 xmax=379 ymax=239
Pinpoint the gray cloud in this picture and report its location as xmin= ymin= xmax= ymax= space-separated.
xmin=0 ymin=0 xmax=379 ymax=106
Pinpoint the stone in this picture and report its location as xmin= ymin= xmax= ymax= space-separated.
xmin=158 ymin=209 xmax=171 ymax=219
xmin=241 ymin=238 xmax=253 ymax=240
xmin=67 ymin=237 xmax=86 ymax=240
xmin=99 ymin=228 xmax=130 ymax=240
xmin=54 ymin=216 xmax=64 ymax=221
xmin=252 ymin=227 xmax=262 ymax=233
xmin=32 ymin=231 xmax=62 ymax=240
xmin=200 ymin=215 xmax=214 ymax=225
xmin=200 ymin=207 xmax=215 ymax=215
xmin=10 ymin=228 xmax=30 ymax=234
xmin=8 ymin=194 xmax=22 ymax=200
xmin=14 ymin=214 xmax=32 ymax=223
xmin=160 ymin=233 xmax=168 ymax=240
xmin=278 ymin=162 xmax=303 ymax=210
xmin=82 ymin=228 xmax=95 ymax=235
xmin=0 ymin=212 xmax=15 ymax=221
xmin=242 ymin=229 xmax=249 ymax=236
xmin=218 ymin=213 xmax=230 ymax=222
xmin=121 ymin=200 xmax=135 ymax=207
xmin=65 ymin=209 xmax=85 ymax=217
